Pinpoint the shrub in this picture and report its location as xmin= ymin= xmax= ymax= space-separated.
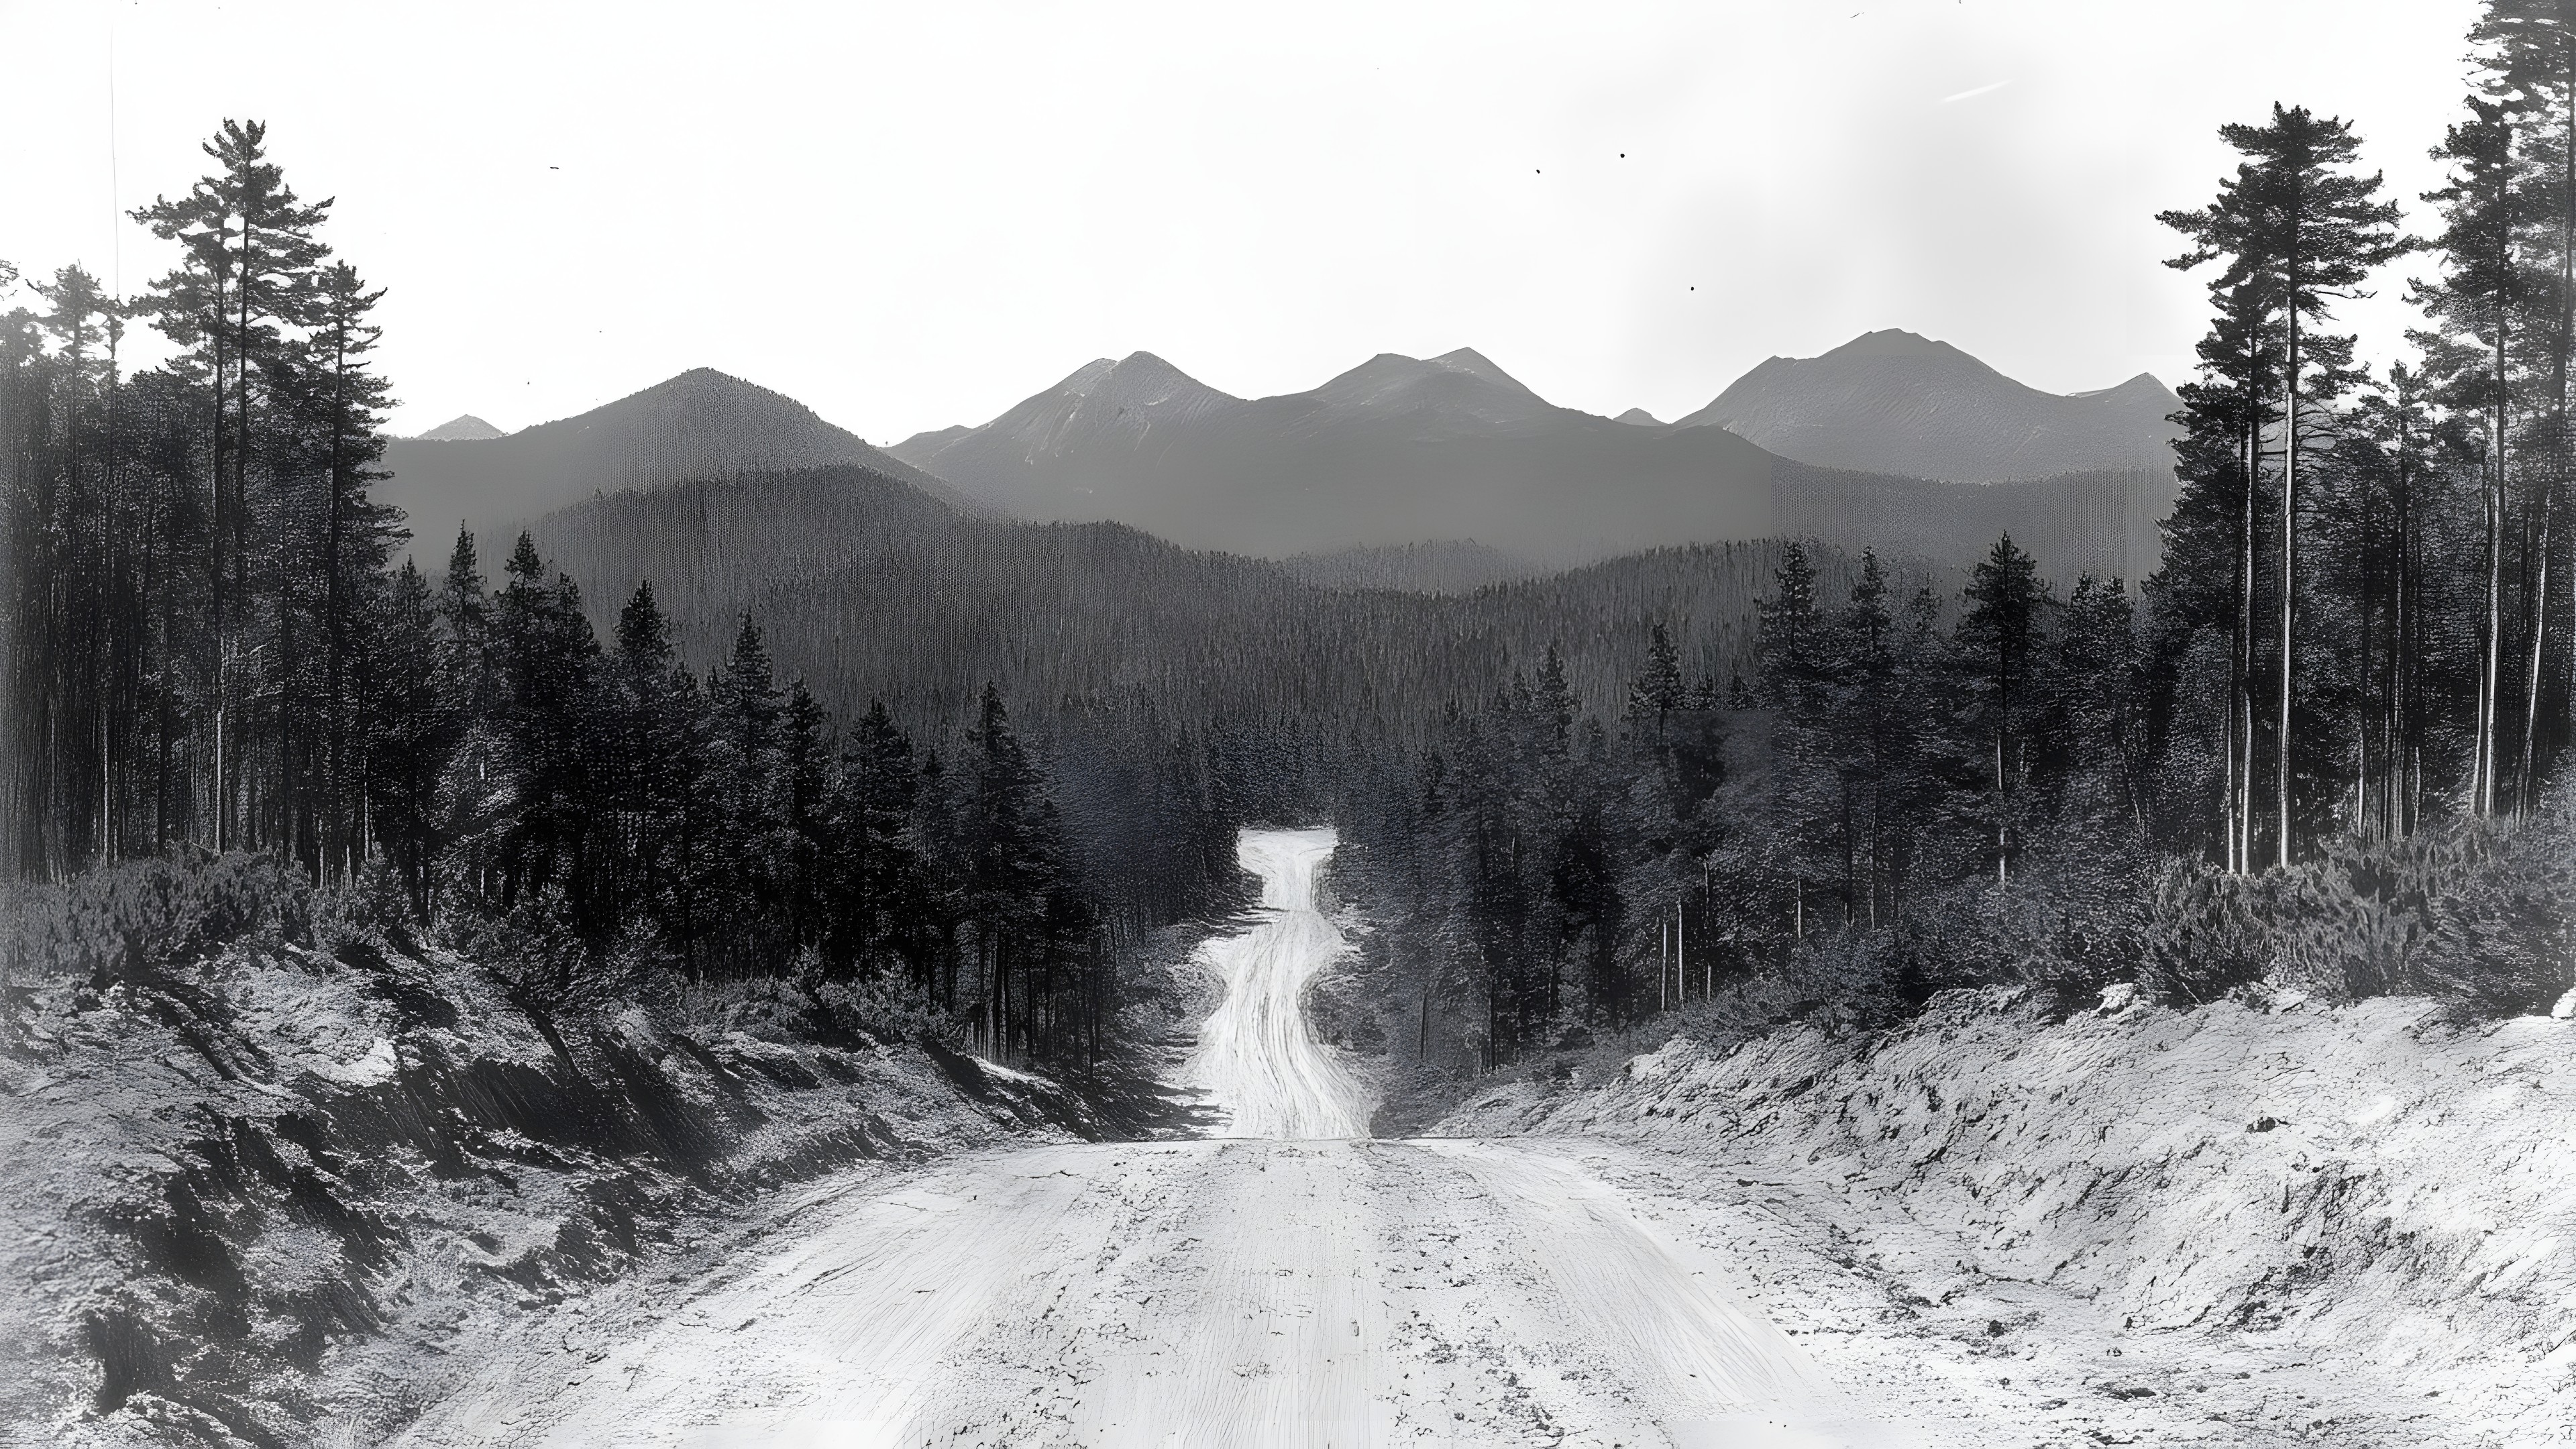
xmin=444 ymin=896 xmax=686 ymax=1017
xmin=6 ymin=854 xmax=312 ymax=985
xmin=2141 ymin=865 xmax=2278 ymax=1006
xmin=814 ymin=969 xmax=960 ymax=1047
xmin=2141 ymin=813 xmax=2576 ymax=1015
xmin=1782 ymin=829 xmax=2153 ymax=1018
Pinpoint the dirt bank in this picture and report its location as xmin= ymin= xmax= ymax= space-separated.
xmin=1434 ymin=986 xmax=2576 ymax=1446
xmin=0 ymin=934 xmax=1102 ymax=1449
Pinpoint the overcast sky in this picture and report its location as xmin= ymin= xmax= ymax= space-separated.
xmin=5 ymin=0 xmax=2485 ymax=440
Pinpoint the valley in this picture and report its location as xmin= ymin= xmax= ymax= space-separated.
xmin=15 ymin=32 xmax=2576 ymax=1442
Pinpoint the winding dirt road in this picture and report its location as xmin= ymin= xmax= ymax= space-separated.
xmin=396 ymin=828 xmax=1896 ymax=1448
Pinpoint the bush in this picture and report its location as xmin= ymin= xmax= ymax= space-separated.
xmin=445 ymin=896 xmax=684 ymax=1017
xmin=814 ymin=969 xmax=961 ymax=1047
xmin=1781 ymin=829 xmax=2154 ymax=1018
xmin=6 ymin=854 xmax=313 ymax=985
xmin=2141 ymin=814 xmax=2576 ymax=1015
xmin=679 ymin=967 xmax=959 ymax=1049
xmin=2141 ymin=865 xmax=2279 ymax=1006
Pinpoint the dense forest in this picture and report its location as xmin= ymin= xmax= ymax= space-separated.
xmin=0 ymin=123 xmax=1150 ymax=1066
xmin=9 ymin=3 xmax=2576 ymax=1083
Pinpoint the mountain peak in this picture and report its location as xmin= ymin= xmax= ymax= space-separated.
xmin=2070 ymin=372 xmax=2180 ymax=404
xmin=1614 ymin=407 xmax=1663 ymax=427
xmin=381 ymin=367 xmax=980 ymax=557
xmin=415 ymin=413 xmax=505 ymax=441
xmin=1426 ymin=347 xmax=1527 ymax=390
xmin=1825 ymin=328 xmax=1975 ymax=363
xmin=1053 ymin=352 xmax=1235 ymax=407
xmin=1674 ymin=331 xmax=2181 ymax=483
xmin=1052 ymin=358 xmax=1119 ymax=395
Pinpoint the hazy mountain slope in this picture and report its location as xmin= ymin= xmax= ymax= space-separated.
xmin=380 ymin=368 xmax=980 ymax=553
xmin=1776 ymin=459 xmax=2179 ymax=584
xmin=528 ymin=466 xmax=1866 ymax=747
xmin=892 ymin=350 xmax=1775 ymax=568
xmin=1674 ymin=329 xmax=2180 ymax=483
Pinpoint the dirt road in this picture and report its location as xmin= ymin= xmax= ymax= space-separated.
xmin=392 ymin=829 xmax=1894 ymax=1448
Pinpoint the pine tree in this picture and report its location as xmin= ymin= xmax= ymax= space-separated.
xmin=1959 ymin=535 xmax=2049 ymax=883
xmin=360 ymin=560 xmax=447 ymax=914
xmin=2165 ymin=104 xmax=2414 ymax=863
xmin=130 ymin=120 xmax=333 ymax=853
xmin=828 ymin=700 xmax=924 ymax=982
xmin=490 ymin=533 xmax=599 ymax=912
xmin=2416 ymin=97 xmax=2526 ymax=816
xmin=708 ymin=615 xmax=784 ymax=969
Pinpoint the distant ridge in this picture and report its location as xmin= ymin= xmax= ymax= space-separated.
xmin=380 ymin=368 xmax=980 ymax=553
xmin=1674 ymin=328 xmax=2180 ymax=483
xmin=413 ymin=413 xmax=504 ymax=441
xmin=892 ymin=349 xmax=1774 ymax=568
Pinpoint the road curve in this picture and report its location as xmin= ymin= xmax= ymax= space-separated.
xmin=1179 ymin=826 xmax=1373 ymax=1140
xmin=393 ymin=828 xmax=1894 ymax=1448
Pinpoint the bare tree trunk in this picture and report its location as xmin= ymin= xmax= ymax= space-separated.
xmin=2235 ymin=413 xmax=2257 ymax=872
xmin=2279 ymin=297 xmax=2298 ymax=870
xmin=2524 ymin=498 xmax=2553 ymax=812
xmin=2473 ymin=428 xmax=2493 ymax=814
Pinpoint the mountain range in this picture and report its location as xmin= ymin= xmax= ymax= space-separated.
xmin=890 ymin=334 xmax=2178 ymax=578
xmin=383 ymin=331 xmax=2182 ymax=586
xmin=887 ymin=349 xmax=1774 ymax=568
xmin=378 ymin=368 xmax=979 ymax=557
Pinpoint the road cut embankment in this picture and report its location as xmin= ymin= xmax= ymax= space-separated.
xmin=1436 ymin=984 xmax=2576 ymax=1446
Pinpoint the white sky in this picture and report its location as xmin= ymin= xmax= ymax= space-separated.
xmin=3 ymin=0 xmax=2486 ymax=440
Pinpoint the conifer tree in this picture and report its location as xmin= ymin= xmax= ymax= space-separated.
xmin=1960 ymin=535 xmax=2049 ymax=882
xmin=130 ymin=120 xmax=334 ymax=852
xmin=2165 ymin=104 xmax=2413 ymax=863
xmin=2416 ymin=97 xmax=2526 ymax=815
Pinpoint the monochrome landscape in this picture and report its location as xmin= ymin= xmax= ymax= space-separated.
xmin=7 ymin=3 xmax=2576 ymax=1446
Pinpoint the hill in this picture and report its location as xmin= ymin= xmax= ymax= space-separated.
xmin=1674 ymin=328 xmax=2180 ymax=484
xmin=379 ymin=368 xmax=980 ymax=555
xmin=1773 ymin=459 xmax=2174 ymax=586
xmin=890 ymin=351 xmax=1776 ymax=568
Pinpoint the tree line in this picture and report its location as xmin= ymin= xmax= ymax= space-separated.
xmin=3 ymin=123 xmax=1115 ymax=1063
